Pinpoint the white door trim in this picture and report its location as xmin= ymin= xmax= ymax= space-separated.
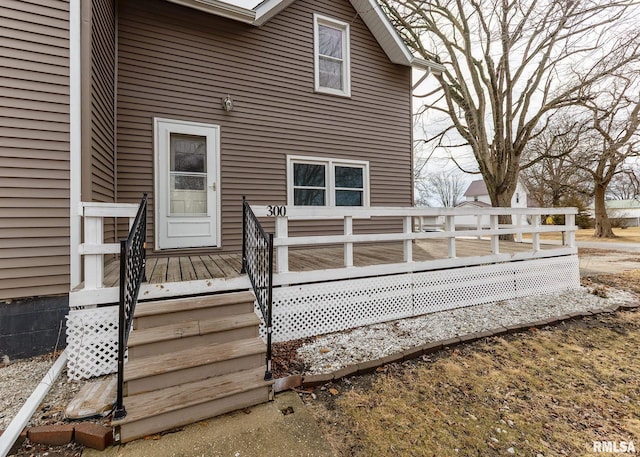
xmin=154 ymin=117 xmax=221 ymax=250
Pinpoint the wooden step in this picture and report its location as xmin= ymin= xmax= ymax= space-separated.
xmin=133 ymin=290 xmax=255 ymax=330
xmin=127 ymin=313 xmax=260 ymax=359
xmin=113 ymin=367 xmax=273 ymax=443
xmin=124 ymin=338 xmax=266 ymax=395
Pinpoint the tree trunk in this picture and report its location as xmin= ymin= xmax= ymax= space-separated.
xmin=593 ymin=183 xmax=615 ymax=238
xmin=495 ymin=187 xmax=515 ymax=241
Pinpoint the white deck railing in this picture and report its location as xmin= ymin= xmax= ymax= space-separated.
xmin=71 ymin=203 xmax=577 ymax=306
xmin=78 ymin=202 xmax=139 ymax=291
xmin=251 ymin=206 xmax=578 ymax=284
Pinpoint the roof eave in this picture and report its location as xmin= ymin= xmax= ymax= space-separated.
xmin=253 ymin=0 xmax=295 ymax=25
xmin=411 ymin=56 xmax=445 ymax=73
xmin=164 ymin=0 xmax=445 ymax=71
xmin=165 ymin=0 xmax=256 ymax=23
xmin=348 ymin=0 xmax=443 ymax=70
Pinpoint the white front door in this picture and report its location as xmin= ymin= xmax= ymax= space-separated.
xmin=155 ymin=118 xmax=220 ymax=250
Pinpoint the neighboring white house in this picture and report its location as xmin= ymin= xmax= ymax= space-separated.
xmin=462 ymin=179 xmax=529 ymax=208
xmin=587 ymin=199 xmax=640 ymax=227
xmin=454 ymin=179 xmax=529 ymax=228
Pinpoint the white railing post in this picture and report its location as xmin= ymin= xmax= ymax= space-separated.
xmin=476 ymin=214 xmax=483 ymax=240
xmin=490 ymin=215 xmax=499 ymax=254
xmin=275 ymin=215 xmax=289 ymax=274
xmin=531 ymin=215 xmax=540 ymax=252
xmin=84 ymin=213 xmax=104 ymax=289
xmin=445 ymin=215 xmax=456 ymax=258
xmin=403 ymin=216 xmax=413 ymax=262
xmin=515 ymin=213 xmax=523 ymax=243
xmin=565 ymin=213 xmax=576 ymax=248
xmin=344 ymin=216 xmax=353 ymax=267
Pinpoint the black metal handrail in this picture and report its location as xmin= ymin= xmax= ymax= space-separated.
xmin=113 ymin=193 xmax=148 ymax=420
xmin=241 ymin=197 xmax=274 ymax=381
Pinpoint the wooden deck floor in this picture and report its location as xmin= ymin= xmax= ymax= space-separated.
xmin=103 ymin=238 xmax=546 ymax=287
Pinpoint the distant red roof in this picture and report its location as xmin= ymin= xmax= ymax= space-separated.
xmin=463 ymin=180 xmax=488 ymax=197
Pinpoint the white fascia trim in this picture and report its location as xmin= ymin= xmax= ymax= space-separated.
xmin=348 ymin=0 xmax=444 ymax=72
xmin=166 ymin=0 xmax=256 ymax=23
xmin=351 ymin=0 xmax=413 ymax=63
xmin=412 ymin=56 xmax=445 ymax=73
xmin=69 ymin=0 xmax=82 ymax=290
xmin=253 ymin=0 xmax=295 ymax=26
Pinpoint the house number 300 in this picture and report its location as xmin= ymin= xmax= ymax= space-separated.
xmin=267 ymin=205 xmax=287 ymax=217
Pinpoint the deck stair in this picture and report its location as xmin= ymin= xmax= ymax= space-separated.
xmin=111 ymin=290 xmax=273 ymax=443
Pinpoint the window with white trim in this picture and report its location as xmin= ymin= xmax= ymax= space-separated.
xmin=288 ymin=156 xmax=369 ymax=207
xmin=314 ymin=14 xmax=350 ymax=97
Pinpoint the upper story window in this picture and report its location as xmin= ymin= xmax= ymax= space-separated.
xmin=314 ymin=14 xmax=351 ymax=97
xmin=288 ymin=156 xmax=369 ymax=207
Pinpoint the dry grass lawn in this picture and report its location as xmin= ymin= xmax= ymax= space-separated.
xmin=535 ymin=226 xmax=640 ymax=244
xmin=307 ymin=310 xmax=640 ymax=456
xmin=588 ymin=270 xmax=640 ymax=295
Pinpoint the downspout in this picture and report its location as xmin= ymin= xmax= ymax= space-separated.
xmin=70 ymin=0 xmax=82 ymax=289
xmin=0 ymin=351 xmax=68 ymax=457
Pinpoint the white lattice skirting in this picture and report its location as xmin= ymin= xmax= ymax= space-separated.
xmin=267 ymin=255 xmax=580 ymax=342
xmin=66 ymin=306 xmax=119 ymax=380
xmin=67 ymin=255 xmax=579 ymax=379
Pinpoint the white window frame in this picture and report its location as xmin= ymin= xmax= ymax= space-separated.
xmin=287 ymin=155 xmax=369 ymax=207
xmin=314 ymin=13 xmax=351 ymax=97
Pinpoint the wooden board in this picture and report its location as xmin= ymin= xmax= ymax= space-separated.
xmin=150 ymin=257 xmax=168 ymax=283
xmin=65 ymin=377 xmax=116 ymax=419
xmin=179 ymin=256 xmax=197 ymax=282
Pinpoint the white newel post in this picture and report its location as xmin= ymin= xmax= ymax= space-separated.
xmin=445 ymin=215 xmax=456 ymax=258
xmin=275 ymin=215 xmax=289 ymax=274
xmin=531 ymin=215 xmax=541 ymax=252
xmin=84 ymin=215 xmax=104 ymax=289
xmin=515 ymin=214 xmax=523 ymax=243
xmin=344 ymin=216 xmax=353 ymax=267
xmin=403 ymin=216 xmax=412 ymax=262
xmin=565 ymin=213 xmax=576 ymax=248
xmin=490 ymin=215 xmax=499 ymax=254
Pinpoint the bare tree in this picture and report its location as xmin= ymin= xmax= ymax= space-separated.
xmin=607 ymin=166 xmax=640 ymax=200
xmin=572 ymin=75 xmax=640 ymax=237
xmin=520 ymin=114 xmax=592 ymax=208
xmin=416 ymin=169 xmax=467 ymax=206
xmin=382 ymin=0 xmax=640 ymax=209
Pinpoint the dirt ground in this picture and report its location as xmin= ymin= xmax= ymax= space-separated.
xmin=302 ymin=275 xmax=640 ymax=457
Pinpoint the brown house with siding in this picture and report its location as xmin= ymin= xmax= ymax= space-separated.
xmin=0 ymin=0 xmax=438 ymax=358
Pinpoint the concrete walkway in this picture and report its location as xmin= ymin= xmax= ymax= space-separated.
xmin=83 ymin=391 xmax=336 ymax=457
xmin=527 ymin=240 xmax=640 ymax=276
xmin=537 ymin=239 xmax=640 ymax=253
xmin=578 ymin=249 xmax=640 ymax=276
xmin=576 ymin=240 xmax=640 ymax=252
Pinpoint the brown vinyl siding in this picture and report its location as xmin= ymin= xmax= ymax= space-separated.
xmin=0 ymin=0 xmax=70 ymax=300
xmin=89 ymin=0 xmax=117 ymax=242
xmin=90 ymin=0 xmax=115 ymax=203
xmin=116 ymin=0 xmax=412 ymax=252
